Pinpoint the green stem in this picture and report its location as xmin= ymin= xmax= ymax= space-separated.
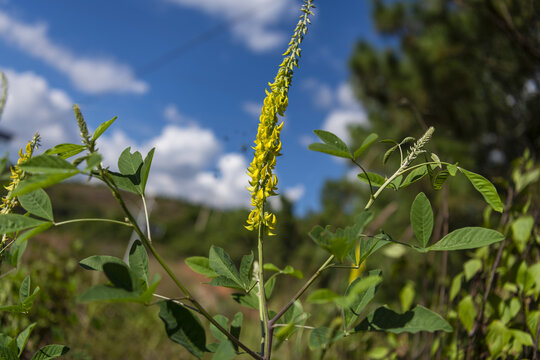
xmin=99 ymin=167 xmax=262 ymax=360
xmin=141 ymin=194 xmax=153 ymax=243
xmin=269 ymin=255 xmax=334 ymax=326
xmin=54 ymin=218 xmax=132 ymax=227
xmin=257 ymin=223 xmax=269 ymax=358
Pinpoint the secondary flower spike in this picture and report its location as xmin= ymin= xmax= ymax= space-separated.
xmin=245 ymin=0 xmax=315 ymax=235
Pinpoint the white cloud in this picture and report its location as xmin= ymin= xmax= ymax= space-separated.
xmin=284 ymin=184 xmax=305 ymax=202
xmin=164 ymin=0 xmax=295 ymax=52
xmin=321 ymin=82 xmax=368 ymax=143
xmin=242 ymin=101 xmax=261 ymax=118
xmin=0 ymin=11 xmax=148 ymax=94
xmin=97 ymin=109 xmax=251 ymax=209
xmin=300 ymin=81 xmax=368 ymax=149
xmin=163 ymin=104 xmax=195 ymax=124
xmin=0 ymin=68 xmax=78 ymax=151
xmin=302 ymin=78 xmax=333 ymax=109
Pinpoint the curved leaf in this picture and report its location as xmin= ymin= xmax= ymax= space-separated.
xmin=158 ymin=300 xmax=206 ymax=359
xmin=0 ymin=214 xmax=47 ymax=233
xmin=353 ymin=133 xmax=378 ymax=159
xmin=354 ymin=305 xmax=452 ymax=333
xmin=429 ymin=227 xmax=504 ymax=251
xmin=459 ymin=168 xmax=503 ymax=212
xmin=308 ymin=143 xmax=351 ymax=159
xmin=30 ymin=345 xmax=69 ymax=360
xmin=18 ymin=189 xmax=53 ymax=221
xmin=357 ymin=172 xmax=386 ymax=187
xmin=410 ymin=192 xmax=433 ymax=248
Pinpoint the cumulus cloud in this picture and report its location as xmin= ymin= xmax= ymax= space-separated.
xmin=321 ymin=83 xmax=368 ymax=143
xmin=163 ymin=104 xmax=195 ymax=124
xmin=0 ymin=68 xmax=78 ymax=150
xmin=164 ymin=0 xmax=295 ymax=52
xmin=98 ymin=110 xmax=251 ymax=209
xmin=301 ymin=81 xmax=368 ymax=146
xmin=0 ymin=11 xmax=148 ymax=94
xmin=242 ymin=101 xmax=261 ymax=118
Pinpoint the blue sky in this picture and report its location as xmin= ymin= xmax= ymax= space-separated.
xmin=0 ymin=0 xmax=385 ymax=214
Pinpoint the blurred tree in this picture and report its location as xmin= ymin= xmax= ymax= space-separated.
xmin=349 ymin=0 xmax=540 ymax=177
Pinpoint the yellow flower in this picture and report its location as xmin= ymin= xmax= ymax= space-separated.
xmin=246 ymin=0 xmax=314 ymax=235
xmin=1 ymin=133 xmax=40 ymax=245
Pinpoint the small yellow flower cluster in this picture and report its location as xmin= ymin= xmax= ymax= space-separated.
xmin=1 ymin=134 xmax=39 ymax=244
xmin=246 ymin=0 xmax=314 ymax=235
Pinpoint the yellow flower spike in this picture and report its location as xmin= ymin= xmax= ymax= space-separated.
xmin=245 ymin=0 xmax=314 ymax=236
xmin=1 ymin=134 xmax=40 ymax=245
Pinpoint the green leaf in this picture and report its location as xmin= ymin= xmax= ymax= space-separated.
xmin=313 ymin=130 xmax=349 ymax=152
xmin=30 ymin=344 xmax=69 ymax=360
xmin=211 ymin=341 xmax=235 ymax=360
xmin=208 ymin=276 xmax=245 ymax=290
xmin=399 ymin=281 xmax=415 ymax=312
xmin=118 ymin=147 xmax=143 ymax=177
xmin=208 ymin=246 xmax=243 ymax=289
xmin=282 ymin=265 xmax=303 ymax=279
xmin=447 ymin=163 xmax=458 ymax=176
xmin=335 ymin=275 xmax=382 ymax=309
xmin=307 ymin=289 xmax=340 ymax=304
xmin=263 ymin=263 xmax=280 ymax=272
xmin=357 ymin=233 xmax=391 ymax=264
xmin=158 ymin=300 xmax=206 ymax=359
xmin=449 ymin=274 xmax=463 ymax=301
xmin=486 ymin=320 xmax=511 ymax=357
xmin=103 ymin=262 xmax=135 ymax=291
xmin=231 ymin=292 xmax=258 ymax=309
xmin=458 ymin=295 xmax=477 ymax=332
xmin=91 ymin=116 xmax=117 ymax=142
xmin=275 ymin=301 xmax=306 ymax=341
xmin=209 ymin=315 xmax=229 ymax=342
xmin=107 ymin=171 xmax=140 ymax=194
xmin=383 ymin=144 xmax=398 ymax=164
xmin=432 ymin=170 xmax=450 ymax=190
xmin=0 ymin=343 xmax=18 ymax=360
xmin=16 ymin=323 xmax=36 ymax=357
xmin=79 ymin=255 xmax=125 ymax=271
xmin=309 ymin=327 xmax=330 ymax=350
xmin=44 ymin=143 xmax=85 ymax=159
xmin=239 ymin=252 xmax=253 ymax=290
xmin=308 ymin=143 xmax=351 ymax=159
xmin=128 ymin=240 xmax=149 ymax=288
xmin=511 ymin=216 xmax=534 ymax=253
xmin=353 ymin=133 xmax=378 ymax=159
xmin=401 ymin=165 xmax=428 ymax=188
xmin=357 ymin=172 xmax=386 ymax=187
xmin=230 ymin=312 xmax=243 ymax=351
xmin=185 ymin=257 xmax=218 ymax=278
xmin=429 ymin=227 xmax=504 ymax=251
xmin=11 ymin=172 xmax=79 ymax=197
xmin=459 ymin=168 xmax=503 ymax=213
xmin=140 ymin=148 xmax=155 ymax=195
xmin=516 ymin=261 xmax=535 ymax=293
xmin=84 ymin=153 xmax=102 ymax=172
xmin=463 ymin=259 xmax=482 ymax=281
xmin=410 ymin=192 xmax=434 ymax=248
xmin=344 ymin=269 xmax=382 ymax=328
xmin=18 ymin=189 xmax=53 ymax=221
xmin=526 ymin=311 xmax=539 ymax=339
xmin=0 ymin=214 xmax=47 ymax=234
xmin=19 ymin=275 xmax=31 ymax=302
xmin=18 ymin=155 xmax=78 ymax=174
xmin=355 ymin=305 xmax=452 ymax=333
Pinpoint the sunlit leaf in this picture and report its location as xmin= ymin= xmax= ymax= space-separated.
xmin=410 ymin=192 xmax=433 ymax=248
xmin=459 ymin=168 xmax=503 ymax=213
xmin=18 ymin=189 xmax=53 ymax=221
xmin=429 ymin=227 xmax=504 ymax=251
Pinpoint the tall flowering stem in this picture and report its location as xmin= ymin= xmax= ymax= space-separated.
xmin=1 ymin=134 xmax=40 ymax=248
xmin=245 ymin=1 xmax=315 ymax=358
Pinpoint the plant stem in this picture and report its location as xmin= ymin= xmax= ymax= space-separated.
xmin=99 ymin=168 xmax=262 ymax=360
xmin=269 ymin=255 xmax=334 ymax=326
xmin=141 ymin=194 xmax=153 ymax=243
xmin=257 ymin=223 xmax=270 ymax=358
xmin=54 ymin=218 xmax=132 ymax=227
